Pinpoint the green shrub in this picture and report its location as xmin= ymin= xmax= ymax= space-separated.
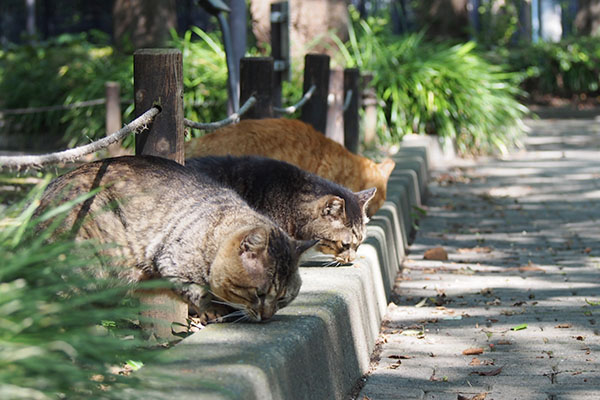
xmin=0 ymin=28 xmax=231 ymax=150
xmin=333 ymin=9 xmax=528 ymax=155
xmin=0 ymin=31 xmax=133 ymax=149
xmin=0 ymin=179 xmax=158 ymax=399
xmin=491 ymin=38 xmax=600 ymax=98
xmin=170 ymin=27 xmax=229 ymax=139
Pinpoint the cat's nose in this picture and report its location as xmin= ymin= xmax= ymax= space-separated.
xmin=340 ymin=249 xmax=356 ymax=263
xmin=259 ymin=303 xmax=277 ymax=320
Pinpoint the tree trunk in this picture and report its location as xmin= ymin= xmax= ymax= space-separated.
xmin=575 ymin=0 xmax=600 ymax=36
xmin=250 ymin=0 xmax=349 ymax=60
xmin=413 ymin=0 xmax=470 ymax=40
xmin=113 ymin=0 xmax=177 ymax=52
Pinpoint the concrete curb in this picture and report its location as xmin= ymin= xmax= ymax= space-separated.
xmin=144 ymin=136 xmax=440 ymax=400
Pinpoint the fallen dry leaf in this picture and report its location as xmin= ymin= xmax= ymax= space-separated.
xmin=388 ymin=361 xmax=401 ymax=369
xmin=506 ymin=261 xmax=544 ymax=272
xmin=555 ymin=323 xmax=572 ymax=328
xmin=457 ymin=247 xmax=492 ymax=254
xmin=469 ymin=357 xmax=482 ymax=366
xmin=463 ymin=347 xmax=484 ymax=355
xmin=517 ymin=265 xmax=544 ymax=272
xmin=424 ymin=247 xmax=448 ymax=261
xmin=496 ymin=340 xmax=512 ymax=345
xmin=470 ymin=366 xmax=503 ymax=376
xmin=458 ymin=393 xmax=488 ymax=400
xmin=389 ymin=355 xmax=414 ymax=360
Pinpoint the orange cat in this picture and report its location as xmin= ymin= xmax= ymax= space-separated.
xmin=185 ymin=118 xmax=395 ymax=216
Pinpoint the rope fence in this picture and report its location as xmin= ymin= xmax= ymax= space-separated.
xmin=274 ymin=84 xmax=316 ymax=115
xmin=184 ymin=96 xmax=257 ymax=131
xmin=0 ymin=98 xmax=133 ymax=116
xmin=0 ymin=107 xmax=160 ymax=170
xmin=0 ymin=51 xmax=363 ymax=169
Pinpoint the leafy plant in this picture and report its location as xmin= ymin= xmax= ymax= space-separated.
xmin=0 ymin=178 xmax=159 ymax=399
xmin=0 ymin=27 xmax=233 ymax=151
xmin=473 ymin=0 xmax=520 ymax=47
xmin=0 ymin=31 xmax=133 ymax=150
xmin=169 ymin=27 xmax=229 ymax=139
xmin=333 ymin=8 xmax=528 ymax=155
xmin=491 ymin=38 xmax=600 ymax=99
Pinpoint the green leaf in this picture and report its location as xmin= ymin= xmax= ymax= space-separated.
xmin=511 ymin=323 xmax=528 ymax=331
xmin=126 ymin=360 xmax=144 ymax=371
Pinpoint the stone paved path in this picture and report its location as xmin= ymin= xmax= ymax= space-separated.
xmin=358 ymin=119 xmax=600 ymax=400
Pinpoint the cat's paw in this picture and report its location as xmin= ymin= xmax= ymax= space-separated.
xmin=197 ymin=303 xmax=240 ymax=325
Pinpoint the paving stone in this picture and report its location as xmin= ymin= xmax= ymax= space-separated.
xmin=358 ymin=119 xmax=600 ymax=400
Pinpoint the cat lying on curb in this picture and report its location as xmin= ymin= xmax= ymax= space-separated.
xmin=186 ymin=155 xmax=376 ymax=265
xmin=184 ymin=118 xmax=395 ymax=217
xmin=35 ymin=156 xmax=316 ymax=322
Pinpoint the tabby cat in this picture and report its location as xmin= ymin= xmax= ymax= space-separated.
xmin=186 ymin=155 xmax=376 ymax=264
xmin=184 ymin=118 xmax=396 ymax=217
xmin=35 ymin=156 xmax=316 ymax=322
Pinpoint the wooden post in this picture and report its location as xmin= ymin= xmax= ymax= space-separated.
xmin=300 ymin=53 xmax=330 ymax=134
xmin=343 ymin=68 xmax=360 ymax=153
xmin=271 ymin=1 xmax=290 ymax=108
xmin=134 ymin=48 xmax=185 ymax=164
xmin=240 ymin=57 xmax=274 ymax=119
xmin=229 ymin=0 xmax=247 ymax=112
xmin=362 ymin=72 xmax=378 ymax=147
xmin=105 ymin=81 xmax=126 ymax=157
xmin=133 ymin=48 xmax=187 ymax=341
xmin=325 ymin=68 xmax=344 ymax=144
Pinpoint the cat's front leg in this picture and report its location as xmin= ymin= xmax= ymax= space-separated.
xmin=167 ymin=279 xmax=238 ymax=324
xmin=165 ymin=278 xmax=213 ymax=314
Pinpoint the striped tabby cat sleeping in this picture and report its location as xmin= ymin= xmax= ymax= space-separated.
xmin=186 ymin=155 xmax=376 ymax=265
xmin=35 ymin=156 xmax=316 ymax=322
xmin=184 ymin=118 xmax=395 ymax=217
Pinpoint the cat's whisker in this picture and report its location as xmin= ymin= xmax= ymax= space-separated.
xmin=209 ymin=290 xmax=246 ymax=310
xmin=207 ymin=310 xmax=246 ymax=324
xmin=233 ymin=314 xmax=250 ymax=324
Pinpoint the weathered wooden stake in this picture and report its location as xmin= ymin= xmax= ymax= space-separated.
xmin=362 ymin=72 xmax=378 ymax=147
xmin=105 ymin=81 xmax=126 ymax=156
xmin=240 ymin=57 xmax=274 ymax=119
xmin=270 ymin=1 xmax=290 ymax=108
xmin=134 ymin=48 xmax=185 ymax=164
xmin=343 ymin=68 xmax=360 ymax=153
xmin=325 ymin=68 xmax=344 ymax=144
xmin=133 ymin=48 xmax=187 ymax=341
xmin=300 ymin=53 xmax=330 ymax=134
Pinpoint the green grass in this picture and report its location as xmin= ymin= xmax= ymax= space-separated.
xmin=0 ymin=178 xmax=162 ymax=399
xmin=333 ymin=9 xmax=529 ymax=155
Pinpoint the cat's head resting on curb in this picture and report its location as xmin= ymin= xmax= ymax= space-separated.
xmin=209 ymin=225 xmax=317 ymax=321
xmin=299 ymin=187 xmax=376 ymax=265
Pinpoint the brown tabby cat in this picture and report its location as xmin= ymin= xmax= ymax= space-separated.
xmin=35 ymin=156 xmax=316 ymax=322
xmin=184 ymin=118 xmax=396 ymax=217
xmin=186 ymin=155 xmax=376 ymax=264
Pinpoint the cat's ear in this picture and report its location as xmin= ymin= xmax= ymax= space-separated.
xmin=355 ymin=187 xmax=377 ymax=210
xmin=321 ymin=196 xmax=346 ymax=219
xmin=378 ymin=158 xmax=396 ymax=179
xmin=295 ymin=238 xmax=319 ymax=257
xmin=239 ymin=227 xmax=268 ymax=281
xmin=240 ymin=227 xmax=268 ymax=254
